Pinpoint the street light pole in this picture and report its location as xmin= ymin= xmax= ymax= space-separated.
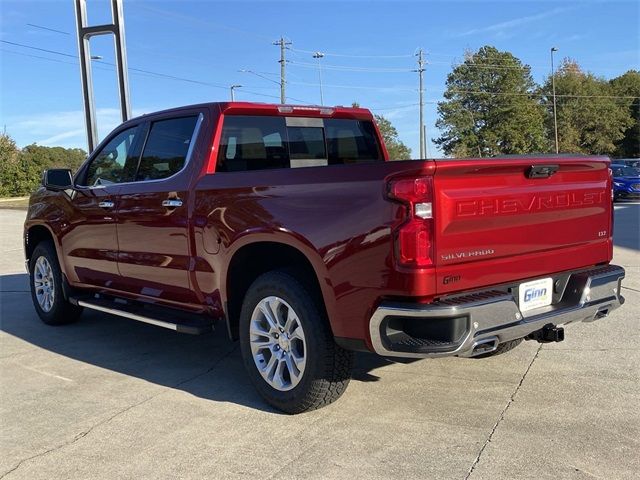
xmin=551 ymin=47 xmax=559 ymax=154
xmin=312 ymin=52 xmax=325 ymax=105
xmin=74 ymin=0 xmax=131 ymax=152
xmin=230 ymin=84 xmax=242 ymax=101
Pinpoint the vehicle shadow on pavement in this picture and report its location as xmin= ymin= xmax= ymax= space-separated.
xmin=0 ymin=273 xmax=414 ymax=413
xmin=613 ymin=202 xmax=640 ymax=251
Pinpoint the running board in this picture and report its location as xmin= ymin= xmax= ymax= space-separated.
xmin=72 ymin=296 xmax=215 ymax=335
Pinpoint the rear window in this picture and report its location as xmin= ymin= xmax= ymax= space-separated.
xmin=136 ymin=116 xmax=198 ymax=181
xmin=325 ymin=118 xmax=382 ymax=165
xmin=217 ymin=115 xmax=383 ymax=172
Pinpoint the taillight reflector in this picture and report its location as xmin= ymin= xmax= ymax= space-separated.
xmin=398 ymin=220 xmax=432 ymax=266
xmin=388 ymin=176 xmax=434 ymax=268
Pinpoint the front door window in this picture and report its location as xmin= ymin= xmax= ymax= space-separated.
xmin=82 ymin=126 xmax=139 ymax=186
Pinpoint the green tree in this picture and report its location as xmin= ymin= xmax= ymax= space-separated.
xmin=541 ymin=59 xmax=632 ymax=155
xmin=352 ymin=102 xmax=411 ymax=159
xmin=374 ymin=114 xmax=412 ymax=160
xmin=435 ymin=46 xmax=547 ymax=157
xmin=0 ymin=133 xmax=19 ymax=167
xmin=0 ymin=134 xmax=87 ymax=197
xmin=0 ymin=134 xmax=40 ymax=196
xmin=20 ymin=144 xmax=87 ymax=171
xmin=610 ymin=70 xmax=640 ymax=158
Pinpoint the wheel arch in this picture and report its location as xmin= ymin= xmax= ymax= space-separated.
xmin=25 ymin=224 xmax=56 ymax=260
xmin=25 ymin=223 xmax=70 ymax=279
xmin=223 ymin=239 xmax=334 ymax=341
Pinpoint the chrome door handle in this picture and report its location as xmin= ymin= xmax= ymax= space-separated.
xmin=98 ymin=201 xmax=115 ymax=209
xmin=162 ymin=198 xmax=183 ymax=208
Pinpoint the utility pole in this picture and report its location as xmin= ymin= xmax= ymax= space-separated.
xmin=273 ymin=36 xmax=292 ymax=104
xmin=415 ymin=49 xmax=426 ymax=159
xmin=312 ymin=51 xmax=325 ymax=105
xmin=230 ymin=84 xmax=242 ymax=101
xmin=423 ymin=125 xmax=429 ymax=158
xmin=550 ymin=47 xmax=559 ymax=154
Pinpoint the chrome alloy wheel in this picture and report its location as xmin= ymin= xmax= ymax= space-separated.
xmin=33 ymin=256 xmax=55 ymax=312
xmin=249 ymin=296 xmax=307 ymax=391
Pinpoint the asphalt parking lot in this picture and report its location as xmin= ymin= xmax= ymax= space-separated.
xmin=1 ymin=203 xmax=638 ymax=480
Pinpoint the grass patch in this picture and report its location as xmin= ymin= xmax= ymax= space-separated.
xmin=0 ymin=197 xmax=29 ymax=209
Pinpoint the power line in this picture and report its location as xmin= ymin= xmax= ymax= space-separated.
xmin=134 ymin=4 xmax=273 ymax=42
xmin=447 ymin=89 xmax=638 ymax=100
xmin=368 ymin=102 xmax=421 ymax=109
xmin=289 ymin=60 xmax=412 ymax=73
xmin=1 ymin=39 xmax=316 ymax=103
xmin=2 ymin=40 xmax=233 ymax=89
xmin=290 ymin=47 xmax=412 ymax=59
xmin=16 ymin=24 xmax=288 ymax=79
xmin=369 ymin=105 xmax=419 ymax=112
xmin=289 ymin=78 xmax=638 ymax=101
xmin=288 ymin=80 xmax=416 ymax=91
xmin=1 ymin=40 xmax=77 ymax=58
xmin=4 ymin=41 xmax=635 ymax=106
xmin=239 ymin=69 xmax=281 ymax=85
xmin=445 ymin=62 xmax=533 ymax=71
xmin=26 ymin=23 xmax=71 ymax=35
xmin=1 ymin=48 xmax=79 ymax=67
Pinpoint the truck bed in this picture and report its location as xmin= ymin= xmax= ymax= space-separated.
xmin=193 ymin=155 xmax=613 ymax=344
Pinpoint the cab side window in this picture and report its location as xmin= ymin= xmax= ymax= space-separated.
xmin=82 ymin=126 xmax=139 ymax=186
xmin=217 ymin=116 xmax=289 ymax=172
xmin=135 ymin=116 xmax=198 ymax=181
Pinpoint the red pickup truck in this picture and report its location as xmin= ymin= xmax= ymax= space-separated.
xmin=24 ymin=102 xmax=625 ymax=413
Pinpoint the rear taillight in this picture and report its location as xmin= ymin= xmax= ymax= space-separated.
xmin=387 ymin=177 xmax=434 ymax=268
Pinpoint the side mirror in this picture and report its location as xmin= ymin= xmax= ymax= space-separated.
xmin=43 ymin=169 xmax=74 ymax=191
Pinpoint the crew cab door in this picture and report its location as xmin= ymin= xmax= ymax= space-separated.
xmin=114 ymin=112 xmax=204 ymax=306
xmin=63 ymin=124 xmax=142 ymax=288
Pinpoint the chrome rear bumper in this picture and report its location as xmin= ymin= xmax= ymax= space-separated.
xmin=369 ymin=265 xmax=625 ymax=358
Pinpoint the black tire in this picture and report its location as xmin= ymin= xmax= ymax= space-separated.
xmin=473 ymin=338 xmax=523 ymax=359
xmin=29 ymin=241 xmax=83 ymax=325
xmin=239 ymin=270 xmax=354 ymax=414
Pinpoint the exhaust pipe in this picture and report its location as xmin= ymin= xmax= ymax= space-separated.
xmin=470 ymin=337 xmax=499 ymax=356
xmin=526 ymin=323 xmax=564 ymax=344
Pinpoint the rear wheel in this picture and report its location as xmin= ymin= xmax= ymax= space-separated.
xmin=473 ymin=338 xmax=523 ymax=358
xmin=29 ymin=241 xmax=82 ymax=325
xmin=239 ymin=270 xmax=354 ymax=413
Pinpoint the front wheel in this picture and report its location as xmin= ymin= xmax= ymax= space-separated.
xmin=29 ymin=241 xmax=82 ymax=325
xmin=239 ymin=270 xmax=354 ymax=414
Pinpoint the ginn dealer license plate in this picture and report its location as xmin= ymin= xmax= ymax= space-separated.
xmin=519 ymin=277 xmax=553 ymax=312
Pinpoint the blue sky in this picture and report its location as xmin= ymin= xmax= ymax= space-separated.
xmin=1 ymin=0 xmax=638 ymax=156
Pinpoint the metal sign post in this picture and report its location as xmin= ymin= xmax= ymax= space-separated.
xmin=74 ymin=0 xmax=131 ymax=152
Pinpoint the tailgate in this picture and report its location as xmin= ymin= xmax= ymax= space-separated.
xmin=433 ymin=156 xmax=613 ymax=295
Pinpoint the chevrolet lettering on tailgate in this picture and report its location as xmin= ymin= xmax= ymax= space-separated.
xmin=455 ymin=191 xmax=606 ymax=217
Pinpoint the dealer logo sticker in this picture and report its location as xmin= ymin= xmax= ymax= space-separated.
xmin=518 ymin=277 xmax=553 ymax=312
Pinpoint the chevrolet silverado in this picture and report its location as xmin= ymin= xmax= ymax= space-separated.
xmin=24 ymin=102 xmax=626 ymax=413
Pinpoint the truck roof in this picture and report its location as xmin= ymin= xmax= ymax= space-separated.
xmin=133 ymin=102 xmax=375 ymax=122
